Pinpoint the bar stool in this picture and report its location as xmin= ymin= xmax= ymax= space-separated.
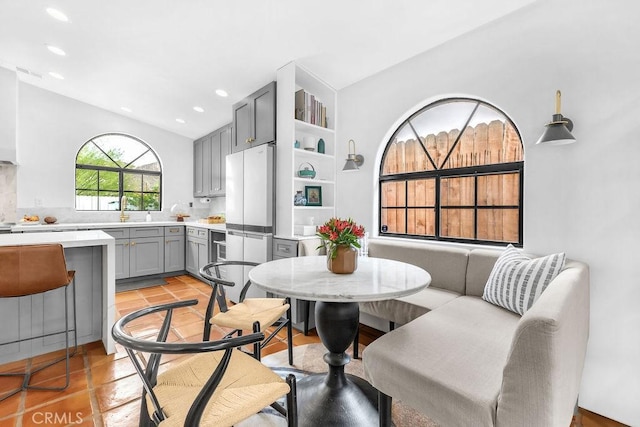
xmin=0 ymin=244 xmax=78 ymax=402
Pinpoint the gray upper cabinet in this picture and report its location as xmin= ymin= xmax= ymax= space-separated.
xmin=194 ymin=123 xmax=231 ymax=198
xmin=232 ymin=81 xmax=276 ymax=153
xmin=193 ymin=135 xmax=208 ymax=198
xmin=210 ymin=124 xmax=231 ymax=196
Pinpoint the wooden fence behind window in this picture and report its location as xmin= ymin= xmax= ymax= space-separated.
xmin=381 ymin=120 xmax=523 ymax=243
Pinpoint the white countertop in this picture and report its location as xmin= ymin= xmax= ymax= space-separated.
xmin=10 ymin=220 xmax=226 ymax=233
xmin=0 ymin=229 xmax=115 ymax=247
xmin=249 ymin=256 xmax=431 ymax=302
xmin=183 ymin=221 xmax=226 ymax=232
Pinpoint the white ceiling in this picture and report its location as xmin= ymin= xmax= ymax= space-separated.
xmin=0 ymin=0 xmax=537 ymax=140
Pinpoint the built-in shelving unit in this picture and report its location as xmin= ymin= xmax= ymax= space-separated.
xmin=276 ymin=62 xmax=337 ymax=237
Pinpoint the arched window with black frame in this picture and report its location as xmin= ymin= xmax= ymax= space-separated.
xmin=75 ymin=133 xmax=162 ymax=211
xmin=379 ymin=98 xmax=524 ymax=246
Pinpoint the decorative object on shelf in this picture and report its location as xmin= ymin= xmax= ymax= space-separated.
xmin=304 ymin=186 xmax=322 ymax=206
xmin=536 ymin=90 xmax=576 ymax=145
xmin=294 ymin=191 xmax=307 ymax=206
xmin=294 ymin=139 xmax=300 ymax=148
xmin=317 ymin=138 xmax=325 ymax=154
xmin=295 ymin=89 xmax=327 ymax=128
xmin=297 ymin=162 xmax=316 ymax=179
xmin=316 ymin=217 xmax=365 ymax=274
xmin=343 ymin=139 xmax=365 ymax=171
xmin=303 ymin=136 xmax=315 ymax=151
xmin=44 ymin=216 xmax=57 ymax=224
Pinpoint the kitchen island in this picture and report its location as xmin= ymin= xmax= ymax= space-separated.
xmin=0 ymin=230 xmax=116 ymax=363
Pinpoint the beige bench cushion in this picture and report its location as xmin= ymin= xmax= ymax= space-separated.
xmin=368 ymin=239 xmax=469 ymax=294
xmin=359 ymin=287 xmax=460 ymax=325
xmin=465 ymin=248 xmax=502 ymax=297
xmin=363 ymin=296 xmax=520 ymax=427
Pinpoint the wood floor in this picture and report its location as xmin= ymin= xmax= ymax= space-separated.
xmin=0 ymin=275 xmax=625 ymax=426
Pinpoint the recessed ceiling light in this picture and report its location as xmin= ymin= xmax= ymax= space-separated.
xmin=176 ymin=118 xmax=186 ymax=124
xmin=46 ymin=7 xmax=69 ymax=22
xmin=193 ymin=106 xmax=205 ymax=113
xmin=48 ymin=72 xmax=64 ymax=80
xmin=121 ymin=107 xmax=132 ymax=113
xmin=46 ymin=44 xmax=66 ymax=56
xmin=215 ymin=89 xmax=228 ymax=97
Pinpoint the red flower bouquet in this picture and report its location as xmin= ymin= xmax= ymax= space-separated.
xmin=317 ymin=217 xmax=365 ymax=259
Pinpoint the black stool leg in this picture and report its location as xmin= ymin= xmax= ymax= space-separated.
xmin=253 ymin=321 xmax=261 ymax=361
xmin=353 ymin=324 xmax=360 ymax=359
xmin=303 ymin=300 xmax=310 ymax=335
xmin=286 ymin=298 xmax=294 ymax=365
xmin=379 ymin=391 xmax=392 ymax=427
xmin=286 ymin=374 xmax=298 ymax=427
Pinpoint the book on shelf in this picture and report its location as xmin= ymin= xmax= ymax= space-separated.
xmin=294 ymin=89 xmax=328 ymax=128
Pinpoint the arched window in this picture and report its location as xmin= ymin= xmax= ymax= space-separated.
xmin=75 ymin=133 xmax=162 ymax=211
xmin=379 ymin=98 xmax=523 ymax=246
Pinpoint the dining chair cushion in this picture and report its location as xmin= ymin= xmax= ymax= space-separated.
xmin=148 ymin=349 xmax=290 ymax=427
xmin=210 ymin=298 xmax=290 ymax=331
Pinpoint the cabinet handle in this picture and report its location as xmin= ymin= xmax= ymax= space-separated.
xmin=124 ymin=242 xmax=129 ymax=246
xmin=245 ymin=137 xmax=255 ymax=144
xmin=131 ymin=241 xmax=136 ymax=246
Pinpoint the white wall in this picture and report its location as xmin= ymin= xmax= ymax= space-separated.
xmin=16 ymin=83 xmax=194 ymax=222
xmin=336 ymin=0 xmax=640 ymax=424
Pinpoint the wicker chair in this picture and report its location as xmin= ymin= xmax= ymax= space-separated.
xmin=111 ymin=299 xmax=297 ymax=427
xmin=199 ymin=261 xmax=294 ymax=365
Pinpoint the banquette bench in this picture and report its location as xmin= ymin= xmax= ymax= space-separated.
xmin=360 ymin=238 xmax=590 ymax=426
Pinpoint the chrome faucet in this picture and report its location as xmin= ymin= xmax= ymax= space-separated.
xmin=119 ymin=195 xmax=129 ymax=222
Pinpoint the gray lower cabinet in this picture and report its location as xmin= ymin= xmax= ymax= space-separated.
xmin=186 ymin=226 xmax=209 ymax=276
xmin=114 ymin=239 xmax=131 ymax=280
xmin=130 ymin=236 xmax=164 ymax=277
xmin=272 ymin=237 xmax=315 ymax=333
xmin=104 ymin=226 xmax=180 ymax=279
xmin=0 ymin=246 xmax=102 ymax=364
xmin=165 ymin=226 xmax=185 ymax=272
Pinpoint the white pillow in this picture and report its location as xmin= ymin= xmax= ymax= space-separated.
xmin=482 ymin=245 xmax=566 ymax=315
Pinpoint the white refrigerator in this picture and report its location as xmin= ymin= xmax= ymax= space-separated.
xmin=225 ymin=144 xmax=274 ymax=302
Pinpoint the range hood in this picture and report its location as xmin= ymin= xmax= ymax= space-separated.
xmin=0 ymin=67 xmax=18 ymax=165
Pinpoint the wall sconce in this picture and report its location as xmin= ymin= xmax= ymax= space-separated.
xmin=342 ymin=139 xmax=365 ymax=171
xmin=536 ymin=90 xmax=576 ymax=145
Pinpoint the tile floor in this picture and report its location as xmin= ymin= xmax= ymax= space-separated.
xmin=0 ymin=274 xmax=622 ymax=427
xmin=0 ymin=275 xmax=330 ymax=427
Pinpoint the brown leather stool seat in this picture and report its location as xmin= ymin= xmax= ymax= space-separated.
xmin=0 ymin=244 xmax=78 ymax=401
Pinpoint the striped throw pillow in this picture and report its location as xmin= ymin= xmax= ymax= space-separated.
xmin=482 ymin=245 xmax=566 ymax=315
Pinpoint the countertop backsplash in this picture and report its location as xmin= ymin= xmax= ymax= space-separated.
xmin=0 ymin=164 xmax=17 ymax=223
xmin=14 ymin=196 xmax=226 ymax=225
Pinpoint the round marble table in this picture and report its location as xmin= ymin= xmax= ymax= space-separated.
xmin=249 ymin=255 xmax=431 ymax=426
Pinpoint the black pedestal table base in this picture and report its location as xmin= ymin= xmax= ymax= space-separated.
xmin=295 ymin=301 xmax=380 ymax=426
